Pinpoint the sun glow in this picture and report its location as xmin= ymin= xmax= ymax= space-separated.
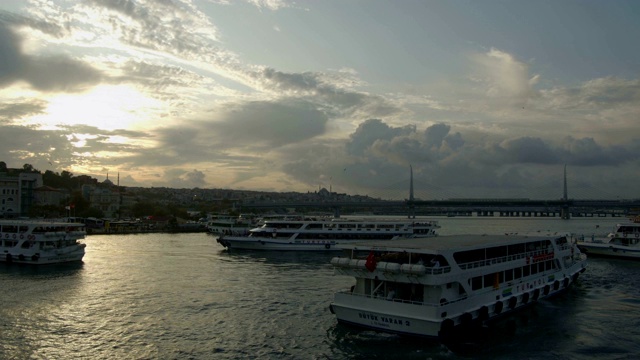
xmin=28 ymin=85 xmax=163 ymax=131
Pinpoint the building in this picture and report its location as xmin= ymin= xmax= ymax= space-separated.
xmin=81 ymin=174 xmax=134 ymax=219
xmin=34 ymin=185 xmax=70 ymax=207
xmin=0 ymin=172 xmax=43 ymax=218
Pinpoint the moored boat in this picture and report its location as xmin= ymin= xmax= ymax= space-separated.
xmin=0 ymin=219 xmax=87 ymax=264
xmin=577 ymin=222 xmax=640 ymax=260
xmin=329 ymin=233 xmax=587 ymax=339
xmin=216 ymin=217 xmax=440 ymax=251
xmin=206 ymin=214 xmax=256 ymax=235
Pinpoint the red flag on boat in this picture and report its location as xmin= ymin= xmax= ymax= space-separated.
xmin=365 ymin=251 xmax=377 ymax=272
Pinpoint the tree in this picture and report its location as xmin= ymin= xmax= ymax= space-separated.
xmin=69 ymin=191 xmax=90 ymax=214
xmin=22 ymin=163 xmax=39 ymax=173
xmin=82 ymin=207 xmax=105 ymax=218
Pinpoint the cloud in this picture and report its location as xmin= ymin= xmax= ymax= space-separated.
xmin=208 ymin=99 xmax=329 ymax=149
xmin=245 ymin=0 xmax=292 ymax=10
xmin=0 ymin=23 xmax=102 ymax=92
xmin=164 ymin=169 xmax=207 ymax=189
xmin=347 ymin=119 xmax=415 ymax=156
xmin=0 ymin=100 xmax=47 ymax=123
xmin=471 ymin=48 xmax=538 ymax=106
xmin=500 ymin=137 xmax=558 ymax=164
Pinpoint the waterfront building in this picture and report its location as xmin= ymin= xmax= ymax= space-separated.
xmin=0 ymin=172 xmax=43 ymax=218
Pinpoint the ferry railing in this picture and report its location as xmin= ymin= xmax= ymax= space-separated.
xmin=425 ymin=266 xmax=451 ymax=275
xmin=458 ymin=249 xmax=556 ymax=270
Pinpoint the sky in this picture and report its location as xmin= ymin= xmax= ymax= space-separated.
xmin=1 ymin=0 xmax=639 ymax=200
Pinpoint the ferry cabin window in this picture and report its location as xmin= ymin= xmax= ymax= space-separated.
xmin=504 ymin=269 xmax=514 ymax=282
xmin=555 ymin=237 xmax=568 ymax=246
xmin=485 ymin=246 xmax=507 ymax=259
xmin=618 ymin=226 xmax=635 ymax=234
xmin=508 ymin=243 xmax=526 ymax=255
xmin=483 ymin=273 xmax=498 ymax=289
xmin=471 ymin=277 xmax=482 ymax=291
xmin=2 ymin=225 xmax=17 ymax=233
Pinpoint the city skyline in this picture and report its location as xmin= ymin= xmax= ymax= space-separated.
xmin=1 ymin=1 xmax=639 ymax=199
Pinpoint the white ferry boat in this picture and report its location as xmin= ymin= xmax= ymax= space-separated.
xmin=206 ymin=214 xmax=256 ymax=235
xmin=0 ymin=220 xmax=87 ymax=264
xmin=329 ymin=233 xmax=587 ymax=339
xmin=577 ymin=222 xmax=640 ymax=260
xmin=216 ymin=218 xmax=440 ymax=251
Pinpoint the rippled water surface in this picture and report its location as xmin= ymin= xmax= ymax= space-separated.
xmin=1 ymin=217 xmax=639 ymax=359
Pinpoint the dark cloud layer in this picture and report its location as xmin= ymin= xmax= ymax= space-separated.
xmin=0 ymin=23 xmax=101 ymax=92
xmin=210 ymin=100 xmax=328 ymax=149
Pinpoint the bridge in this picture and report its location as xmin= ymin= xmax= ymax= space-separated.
xmin=238 ymin=166 xmax=640 ymax=218
xmin=240 ymin=198 xmax=640 ymax=218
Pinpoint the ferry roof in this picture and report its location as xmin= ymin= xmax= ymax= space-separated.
xmin=338 ymin=233 xmax=567 ymax=253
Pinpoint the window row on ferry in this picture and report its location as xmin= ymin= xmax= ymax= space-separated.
xmin=468 ymin=258 xmax=559 ymax=291
xmin=454 ymin=239 xmax=555 ymax=269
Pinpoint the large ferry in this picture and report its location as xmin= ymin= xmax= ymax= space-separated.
xmin=329 ymin=233 xmax=587 ymax=339
xmin=0 ymin=220 xmax=87 ymax=264
xmin=216 ymin=217 xmax=440 ymax=251
xmin=577 ymin=222 xmax=640 ymax=260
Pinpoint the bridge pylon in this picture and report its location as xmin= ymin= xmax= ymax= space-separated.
xmin=408 ymin=165 xmax=415 ymax=219
xmin=561 ymin=164 xmax=570 ymax=220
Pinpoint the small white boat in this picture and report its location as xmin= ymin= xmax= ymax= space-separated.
xmin=577 ymin=222 xmax=640 ymax=260
xmin=217 ymin=217 xmax=440 ymax=251
xmin=1 ymin=219 xmax=87 ymax=264
xmin=329 ymin=233 xmax=587 ymax=339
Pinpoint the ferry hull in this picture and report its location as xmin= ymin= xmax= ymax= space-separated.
xmin=331 ymin=275 xmax=584 ymax=339
xmin=217 ymin=237 xmax=340 ymax=251
xmin=577 ymin=243 xmax=640 ymax=260
xmin=331 ymin=294 xmax=441 ymax=338
xmin=2 ymin=246 xmax=85 ymax=264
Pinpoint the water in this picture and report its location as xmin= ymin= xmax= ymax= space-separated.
xmin=1 ymin=217 xmax=639 ymax=359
